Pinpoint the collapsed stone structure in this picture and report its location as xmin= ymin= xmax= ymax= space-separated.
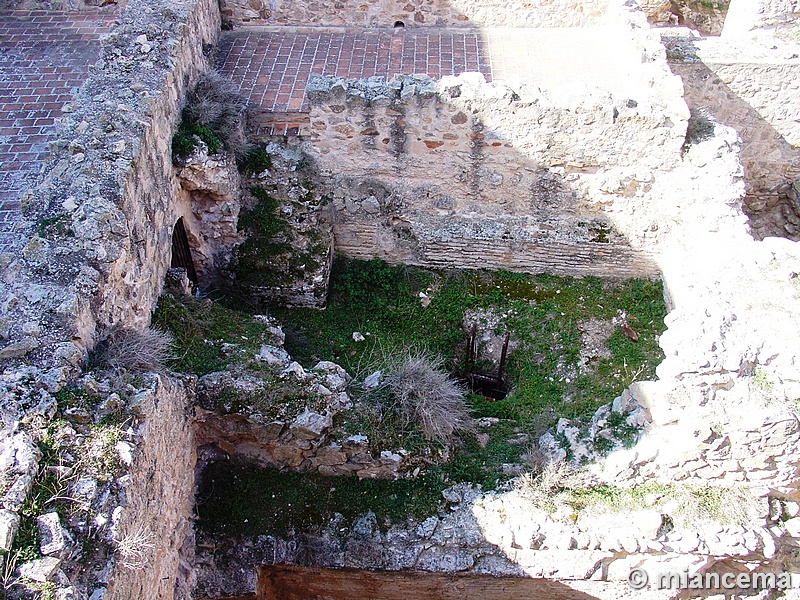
xmin=0 ymin=0 xmax=798 ymax=598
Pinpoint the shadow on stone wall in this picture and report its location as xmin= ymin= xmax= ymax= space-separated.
xmin=664 ymin=36 xmax=800 ymax=240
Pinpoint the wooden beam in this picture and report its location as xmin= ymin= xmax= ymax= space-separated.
xmin=255 ymin=565 xmax=601 ymax=600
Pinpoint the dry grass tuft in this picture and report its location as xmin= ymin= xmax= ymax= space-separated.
xmin=115 ymin=523 xmax=155 ymax=570
xmin=184 ymin=71 xmax=249 ymax=158
xmin=515 ymin=459 xmax=582 ymax=511
xmin=94 ymin=327 xmax=174 ymax=373
xmin=382 ymin=351 xmax=472 ymax=443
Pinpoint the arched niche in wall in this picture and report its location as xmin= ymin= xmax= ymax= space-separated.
xmin=171 ymin=217 xmax=199 ymax=284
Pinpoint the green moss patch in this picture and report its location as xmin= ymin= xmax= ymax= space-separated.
xmin=196 ymin=459 xmax=447 ymax=537
xmin=273 ymin=258 xmax=666 ymax=425
xmin=151 ymin=293 xmax=278 ymax=376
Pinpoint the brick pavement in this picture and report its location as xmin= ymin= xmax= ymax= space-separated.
xmin=216 ymin=26 xmax=640 ymax=123
xmin=216 ymin=28 xmax=490 ymax=114
xmin=0 ymin=10 xmax=116 ymax=247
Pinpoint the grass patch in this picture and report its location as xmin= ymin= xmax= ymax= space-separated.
xmin=234 ymin=185 xmax=326 ymax=289
xmin=172 ymin=71 xmax=247 ymax=162
xmin=151 ymin=293 xmax=278 ymax=376
xmin=267 ymin=258 xmax=665 ymax=488
xmin=196 ymin=459 xmax=447 ymax=537
xmin=36 ymin=214 xmax=73 ymax=240
xmin=273 ymin=258 xmax=666 ymax=425
xmin=156 ymin=257 xmax=667 ymax=540
xmin=237 ymin=146 xmax=272 ymax=175
xmin=186 ymin=259 xmax=667 ymax=538
xmin=200 ymin=377 xmax=327 ymax=423
xmin=443 ymin=420 xmax=526 ymax=489
xmin=561 ymin=482 xmax=756 ymax=527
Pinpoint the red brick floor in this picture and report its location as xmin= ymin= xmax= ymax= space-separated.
xmin=215 ymin=28 xmax=492 ymax=114
xmin=0 ymin=10 xmax=116 ymax=246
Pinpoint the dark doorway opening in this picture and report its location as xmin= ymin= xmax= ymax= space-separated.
xmin=171 ymin=217 xmax=198 ymax=284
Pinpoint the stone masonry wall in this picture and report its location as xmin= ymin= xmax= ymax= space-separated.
xmin=175 ymin=143 xmax=244 ymax=289
xmin=192 ymin=335 xmax=410 ymax=480
xmin=723 ymin=0 xmax=800 ymax=35
xmin=663 ymin=31 xmax=800 ymax=239
xmin=640 ymin=0 xmax=730 ymax=35
xmin=0 ymin=0 xmax=220 ymax=597
xmin=220 ymin=0 xmax=611 ymax=29
xmin=0 ymin=0 xmax=220 ymax=371
xmin=675 ymin=61 xmax=800 ymax=239
xmin=105 ymin=375 xmax=197 ymax=600
xmin=303 ymin=64 xmax=685 ymax=278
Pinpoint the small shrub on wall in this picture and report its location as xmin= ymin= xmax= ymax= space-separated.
xmin=172 ymin=71 xmax=248 ymax=162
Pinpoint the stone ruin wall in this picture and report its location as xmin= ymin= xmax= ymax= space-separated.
xmin=0 ymin=0 xmax=799 ymax=596
xmin=723 ymin=0 xmax=800 ymax=35
xmin=220 ymin=0 xmax=611 ymax=29
xmin=104 ymin=375 xmax=197 ymax=600
xmin=4 ymin=0 xmax=220 ymax=367
xmin=640 ymin=0 xmax=730 ymax=35
xmin=174 ymin=146 xmax=245 ymax=290
xmin=218 ymin=0 xmax=734 ymax=31
xmin=301 ymin=62 xmax=685 ymax=279
xmin=0 ymin=0 xmax=221 ymax=596
xmin=679 ymin=61 xmax=800 ymax=239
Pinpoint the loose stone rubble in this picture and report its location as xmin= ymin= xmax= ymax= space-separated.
xmin=192 ymin=318 xmax=413 ymax=480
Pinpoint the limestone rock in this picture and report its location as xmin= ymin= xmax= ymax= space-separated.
xmin=177 ymin=142 xmax=241 ymax=200
xmin=0 ymin=509 xmax=19 ymax=551
xmin=416 ymin=546 xmax=475 ymax=573
xmin=416 ymin=516 xmax=439 ymax=539
xmin=290 ymin=409 xmax=332 ymax=440
xmin=312 ymin=361 xmax=351 ymax=393
xmin=281 ymin=362 xmax=308 ymax=380
xmin=1 ymin=433 xmax=40 ymax=512
xmin=18 ymin=556 xmax=61 ymax=582
xmin=363 ymin=370 xmax=382 ymax=389
xmin=353 ymin=511 xmax=377 ymax=537
xmin=37 ymin=512 xmax=66 ymax=556
xmin=255 ymin=345 xmax=291 ymax=367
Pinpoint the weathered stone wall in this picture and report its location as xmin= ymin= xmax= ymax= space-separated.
xmin=302 ymin=65 xmax=686 ymax=278
xmin=1 ymin=0 xmax=220 ymax=370
xmin=192 ymin=347 xmax=408 ymax=480
xmin=195 ymin=409 xmax=407 ymax=480
xmin=234 ymin=142 xmax=335 ymax=308
xmin=675 ymin=61 xmax=800 ymax=239
xmin=105 ymin=375 xmax=197 ymax=600
xmin=723 ymin=0 xmax=800 ymax=35
xmin=576 ymin=114 xmax=800 ymax=499
xmin=641 ymin=0 xmax=730 ymax=35
xmin=0 ymin=0 xmax=222 ymax=596
xmin=220 ymin=0 xmax=611 ymax=28
xmin=175 ymin=143 xmax=244 ymax=289
xmin=663 ymin=31 xmax=800 ymax=240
